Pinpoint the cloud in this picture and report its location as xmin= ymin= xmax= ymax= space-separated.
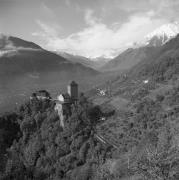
xmin=84 ymin=9 xmax=101 ymax=26
xmin=65 ymin=0 xmax=71 ymax=7
xmin=0 ymin=34 xmax=14 ymax=49
xmin=149 ymin=0 xmax=179 ymax=21
xmin=32 ymin=20 xmax=61 ymax=39
xmin=32 ymin=9 xmax=166 ymax=58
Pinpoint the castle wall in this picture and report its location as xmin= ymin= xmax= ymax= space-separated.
xmin=55 ymin=103 xmax=64 ymax=128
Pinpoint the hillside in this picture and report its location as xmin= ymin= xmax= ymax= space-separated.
xmin=95 ymin=34 xmax=179 ymax=102
xmin=129 ymin=34 xmax=179 ymax=81
xmin=101 ymin=46 xmax=158 ymax=72
xmin=85 ymin=33 xmax=179 ymax=180
xmin=0 ymin=49 xmax=99 ymax=78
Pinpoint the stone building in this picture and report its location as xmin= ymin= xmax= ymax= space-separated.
xmin=55 ymin=81 xmax=78 ymax=128
xmin=67 ymin=81 xmax=78 ymax=102
xmin=30 ymin=90 xmax=51 ymax=100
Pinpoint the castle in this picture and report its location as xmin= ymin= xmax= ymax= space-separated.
xmin=30 ymin=81 xmax=79 ymax=128
xmin=54 ymin=81 xmax=78 ymax=128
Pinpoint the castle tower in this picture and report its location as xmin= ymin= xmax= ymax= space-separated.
xmin=67 ymin=81 xmax=78 ymax=102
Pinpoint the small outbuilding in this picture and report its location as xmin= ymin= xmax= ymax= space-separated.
xmin=30 ymin=90 xmax=51 ymax=100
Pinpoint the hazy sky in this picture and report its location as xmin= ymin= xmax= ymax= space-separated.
xmin=0 ymin=0 xmax=179 ymax=58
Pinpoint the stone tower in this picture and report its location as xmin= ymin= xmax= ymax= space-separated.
xmin=67 ymin=81 xmax=78 ymax=102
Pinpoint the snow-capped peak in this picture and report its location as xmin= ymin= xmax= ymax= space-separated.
xmin=144 ymin=22 xmax=179 ymax=46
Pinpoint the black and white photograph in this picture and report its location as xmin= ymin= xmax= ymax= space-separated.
xmin=0 ymin=0 xmax=179 ymax=179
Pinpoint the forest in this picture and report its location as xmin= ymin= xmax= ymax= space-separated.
xmin=0 ymin=78 xmax=179 ymax=180
xmin=0 ymin=94 xmax=113 ymax=180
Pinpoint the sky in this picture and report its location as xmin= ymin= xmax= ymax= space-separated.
xmin=0 ymin=0 xmax=179 ymax=58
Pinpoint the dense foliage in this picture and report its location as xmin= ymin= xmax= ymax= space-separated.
xmin=0 ymin=113 xmax=21 ymax=173
xmin=0 ymin=96 xmax=112 ymax=180
xmin=141 ymin=56 xmax=179 ymax=82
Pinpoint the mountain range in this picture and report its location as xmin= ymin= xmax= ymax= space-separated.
xmin=90 ymin=24 xmax=179 ymax=111
xmin=1 ymin=22 xmax=179 ymax=77
xmin=102 ymin=28 xmax=179 ymax=96
xmin=101 ymin=22 xmax=179 ymax=72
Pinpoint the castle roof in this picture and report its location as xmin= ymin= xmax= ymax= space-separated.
xmin=62 ymin=93 xmax=71 ymax=99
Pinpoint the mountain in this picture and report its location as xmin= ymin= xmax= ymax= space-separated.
xmin=91 ymin=31 xmax=179 ymax=127
xmin=0 ymin=35 xmax=42 ymax=50
xmin=101 ymin=47 xmax=158 ymax=72
xmin=130 ymin=34 xmax=179 ymax=81
xmin=94 ymin=29 xmax=179 ymax=112
xmin=144 ymin=22 xmax=179 ymax=47
xmin=0 ymin=35 xmax=99 ymax=78
xmin=101 ymin=22 xmax=179 ymax=72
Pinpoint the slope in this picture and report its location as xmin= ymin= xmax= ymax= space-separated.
xmin=101 ymin=47 xmax=158 ymax=72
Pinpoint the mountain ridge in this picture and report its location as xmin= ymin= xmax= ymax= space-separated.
xmin=0 ymin=35 xmax=99 ymax=77
xmin=101 ymin=22 xmax=179 ymax=72
xmin=0 ymin=34 xmax=42 ymax=50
